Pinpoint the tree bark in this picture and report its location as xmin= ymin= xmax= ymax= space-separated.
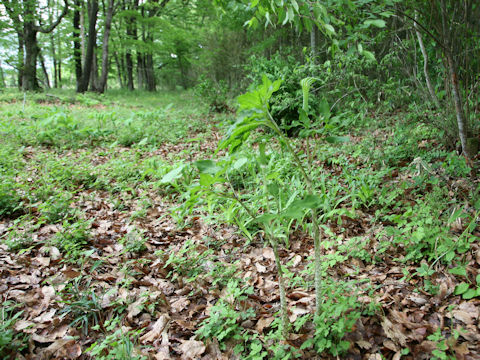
xmin=77 ymin=0 xmax=99 ymax=93
xmin=98 ymin=0 xmax=115 ymax=93
xmin=23 ymin=20 xmax=40 ymax=91
xmin=73 ymin=0 xmax=83 ymax=89
xmin=38 ymin=51 xmax=51 ymax=89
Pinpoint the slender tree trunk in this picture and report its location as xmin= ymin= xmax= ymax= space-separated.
xmin=39 ymin=51 xmax=51 ymax=89
xmin=0 ymin=60 xmax=6 ymax=88
xmin=414 ymin=12 xmax=440 ymax=108
xmin=446 ymin=53 xmax=470 ymax=159
xmin=57 ymin=32 xmax=62 ymax=87
xmin=73 ymin=0 xmax=83 ymax=90
xmin=98 ymin=0 xmax=115 ymax=93
xmin=137 ymin=52 xmax=145 ymax=90
xmin=16 ymin=32 xmax=24 ymax=89
xmin=78 ymin=0 xmax=99 ymax=93
xmin=114 ymin=52 xmax=125 ymax=88
xmin=90 ymin=47 xmax=100 ymax=91
xmin=51 ymin=33 xmax=58 ymax=88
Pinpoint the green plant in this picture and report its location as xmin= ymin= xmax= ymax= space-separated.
xmin=301 ymin=279 xmax=375 ymax=356
xmin=0 ymin=176 xmax=23 ymax=219
xmin=59 ymin=278 xmax=104 ymax=336
xmin=87 ymin=317 xmax=146 ymax=360
xmin=52 ymin=219 xmax=92 ymax=260
xmin=164 ymin=240 xmax=214 ymax=283
xmin=427 ymin=328 xmax=456 ymax=360
xmin=0 ymin=301 xmax=29 ymax=358
xmin=120 ymin=230 xmax=147 ymax=254
xmin=196 ymin=279 xmax=255 ymax=351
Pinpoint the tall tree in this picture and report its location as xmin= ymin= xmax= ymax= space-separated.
xmin=98 ymin=0 xmax=116 ymax=93
xmin=77 ymin=0 xmax=99 ymax=93
xmin=2 ymin=0 xmax=67 ymax=91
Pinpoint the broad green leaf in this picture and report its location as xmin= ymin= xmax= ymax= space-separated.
xmin=323 ymin=23 xmax=335 ymax=35
xmin=454 ymin=282 xmax=470 ymax=295
xmin=160 ymin=164 xmax=187 ymax=184
xmin=362 ymin=50 xmax=376 ymax=61
xmin=267 ymin=183 xmax=280 ymax=197
xmin=325 ymin=136 xmax=350 ymax=144
xmin=233 ymin=157 xmax=248 ymax=170
xmin=194 ymin=160 xmax=220 ymax=174
xmin=238 ymin=92 xmax=262 ymax=110
xmin=462 ymin=288 xmax=478 ymax=299
xmin=200 ymin=173 xmax=215 ymax=187
xmin=448 ymin=266 xmax=467 ymax=277
xmin=364 ymin=19 xmax=386 ymax=28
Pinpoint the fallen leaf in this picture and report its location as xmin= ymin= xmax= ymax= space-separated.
xmin=140 ymin=314 xmax=170 ymax=343
xmin=256 ymin=317 xmax=274 ymax=333
xmin=179 ymin=339 xmax=206 ymax=360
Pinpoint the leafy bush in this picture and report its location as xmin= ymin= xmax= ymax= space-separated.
xmin=0 ymin=176 xmax=22 ymax=219
xmin=194 ymin=75 xmax=232 ymax=113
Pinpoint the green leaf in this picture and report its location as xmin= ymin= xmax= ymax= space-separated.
xmin=325 ymin=136 xmax=350 ymax=144
xmin=233 ymin=158 xmax=248 ymax=170
xmin=194 ymin=160 xmax=220 ymax=174
xmin=160 ymin=164 xmax=187 ymax=184
xmin=462 ymin=288 xmax=478 ymax=299
xmin=199 ymin=173 xmax=215 ymax=187
xmin=362 ymin=50 xmax=376 ymax=61
xmin=323 ymin=23 xmax=335 ymax=35
xmin=454 ymin=282 xmax=470 ymax=295
xmin=364 ymin=19 xmax=386 ymax=28
xmin=448 ymin=266 xmax=467 ymax=277
xmin=300 ymin=77 xmax=316 ymax=112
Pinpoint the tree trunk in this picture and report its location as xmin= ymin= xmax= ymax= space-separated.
xmin=39 ymin=51 xmax=51 ymax=89
xmin=77 ymin=0 xmax=99 ymax=93
xmin=0 ymin=60 xmax=6 ymax=88
xmin=414 ymin=11 xmax=440 ymax=108
xmin=145 ymin=52 xmax=156 ymax=91
xmin=98 ymin=0 xmax=115 ymax=93
xmin=23 ymin=22 xmax=40 ymax=91
xmin=16 ymin=32 xmax=24 ymax=89
xmin=137 ymin=52 xmax=145 ymax=90
xmin=73 ymin=0 xmax=83 ymax=90
xmin=51 ymin=33 xmax=58 ymax=88
xmin=446 ymin=53 xmax=470 ymax=159
xmin=114 ymin=52 xmax=125 ymax=88
xmin=90 ymin=47 xmax=100 ymax=91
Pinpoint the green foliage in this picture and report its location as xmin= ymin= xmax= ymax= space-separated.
xmin=196 ymin=279 xmax=255 ymax=350
xmin=59 ymin=278 xmax=104 ymax=336
xmin=87 ymin=318 xmax=146 ymax=360
xmin=0 ymin=301 xmax=28 ymax=358
xmin=52 ymin=219 xmax=92 ymax=260
xmin=194 ymin=76 xmax=231 ymax=113
xmin=301 ymin=279 xmax=374 ymax=356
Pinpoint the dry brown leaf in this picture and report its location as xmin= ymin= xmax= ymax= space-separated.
xmin=127 ymin=297 xmax=145 ymax=320
xmin=452 ymin=310 xmax=475 ymax=325
xmin=262 ymin=247 xmax=275 ymax=261
xmin=256 ymin=317 xmax=274 ymax=333
xmin=171 ymin=297 xmax=190 ymax=313
xmin=255 ymin=263 xmax=267 ymax=273
xmin=179 ymin=339 xmax=206 ymax=360
xmin=140 ymin=314 xmax=170 ymax=343
xmin=381 ymin=317 xmax=407 ymax=346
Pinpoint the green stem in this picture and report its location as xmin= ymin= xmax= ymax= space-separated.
xmin=266 ymin=110 xmax=323 ymax=316
xmin=271 ymin=237 xmax=289 ymax=337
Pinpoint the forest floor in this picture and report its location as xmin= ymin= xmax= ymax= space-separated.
xmin=0 ymin=90 xmax=479 ymax=360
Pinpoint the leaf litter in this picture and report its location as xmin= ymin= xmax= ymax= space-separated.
xmin=0 ymin=119 xmax=479 ymax=360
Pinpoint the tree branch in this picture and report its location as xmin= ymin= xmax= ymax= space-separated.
xmin=37 ymin=0 xmax=69 ymax=33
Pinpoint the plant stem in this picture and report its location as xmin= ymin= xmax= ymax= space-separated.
xmin=271 ymin=237 xmax=289 ymax=337
xmin=266 ymin=110 xmax=323 ymax=316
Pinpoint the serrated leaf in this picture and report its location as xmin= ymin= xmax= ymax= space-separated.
xmin=323 ymin=23 xmax=335 ymax=35
xmin=362 ymin=50 xmax=376 ymax=61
